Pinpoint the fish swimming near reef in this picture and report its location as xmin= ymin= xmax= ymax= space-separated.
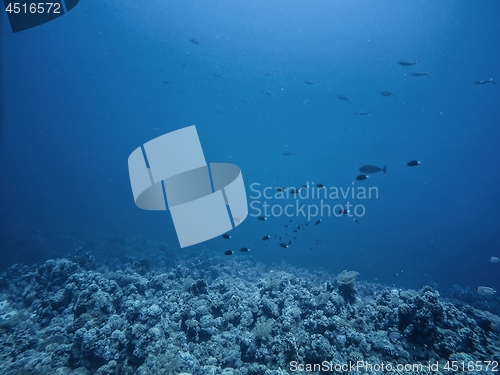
xmin=337 ymin=95 xmax=351 ymax=103
xmin=282 ymin=151 xmax=297 ymax=156
xmin=359 ymin=165 xmax=386 ymax=174
xmin=224 ymin=250 xmax=233 ymax=256
xmin=473 ymin=78 xmax=495 ymax=85
xmin=240 ymin=247 xmax=250 ymax=253
xmin=397 ymin=61 xmax=419 ymax=66
xmin=380 ymin=91 xmax=396 ymax=97
xmin=338 ymin=208 xmax=350 ymax=215
xmin=411 ymin=72 xmax=431 ymax=78
xmin=356 ymin=110 xmax=372 ymax=116
xmin=476 ymin=286 xmax=497 ymax=296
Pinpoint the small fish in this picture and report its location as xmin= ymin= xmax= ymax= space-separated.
xmin=359 ymin=165 xmax=386 ymax=174
xmin=316 ymin=184 xmax=325 ymax=189
xmin=162 ymin=81 xmax=171 ymax=84
xmin=356 ymin=110 xmax=372 ymax=116
xmin=338 ymin=208 xmax=350 ymax=215
xmin=240 ymin=247 xmax=250 ymax=253
xmin=397 ymin=61 xmax=419 ymax=66
xmin=262 ymin=235 xmax=271 ymax=241
xmin=356 ymin=174 xmax=368 ymax=181
xmin=262 ymin=90 xmax=275 ymax=96
xmin=257 ymin=216 xmax=268 ymax=221
xmin=190 ymin=39 xmax=200 ymax=45
xmin=222 ymin=234 xmax=231 ymax=239
xmin=407 ymin=160 xmax=420 ymax=167
xmin=276 ymin=186 xmax=285 ymax=192
xmin=489 ymin=256 xmax=500 ymax=263
xmin=353 ymin=218 xmax=359 ymax=224
xmin=305 ymin=80 xmax=320 ymax=85
xmin=315 ymin=219 xmax=321 ymax=225
xmin=476 ymin=286 xmax=497 ymax=296
xmin=380 ymin=91 xmax=396 ymax=97
xmin=224 ymin=250 xmax=233 ymax=256
xmin=411 ymin=72 xmax=431 ymax=78
xmin=473 ymin=78 xmax=495 ymax=85
xmin=282 ymin=151 xmax=297 ymax=156
xmin=337 ymin=95 xmax=351 ymax=103
xmin=279 ymin=243 xmax=289 ymax=248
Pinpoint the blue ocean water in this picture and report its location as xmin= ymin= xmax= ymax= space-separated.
xmin=1 ymin=0 xmax=499 ymax=293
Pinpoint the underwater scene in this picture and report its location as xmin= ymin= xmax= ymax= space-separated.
xmin=1 ymin=1 xmax=500 ymax=374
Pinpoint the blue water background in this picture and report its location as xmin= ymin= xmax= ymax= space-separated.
xmin=1 ymin=1 xmax=499 ymax=291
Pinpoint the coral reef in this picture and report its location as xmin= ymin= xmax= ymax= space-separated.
xmin=0 ymin=255 xmax=499 ymax=374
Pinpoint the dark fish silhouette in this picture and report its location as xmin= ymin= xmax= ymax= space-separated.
xmin=162 ymin=81 xmax=171 ymax=84
xmin=337 ymin=95 xmax=351 ymax=103
xmin=411 ymin=72 xmax=431 ymax=78
xmin=338 ymin=208 xmax=350 ymax=215
xmin=397 ymin=61 xmax=419 ymax=66
xmin=473 ymin=78 xmax=495 ymax=85
xmin=359 ymin=165 xmax=387 ymax=174
xmin=257 ymin=216 xmax=268 ymax=221
xmin=316 ymin=183 xmax=325 ymax=189
xmin=224 ymin=250 xmax=233 ymax=256
xmin=407 ymin=160 xmax=420 ymax=167
xmin=190 ymin=39 xmax=200 ymax=45
xmin=305 ymin=80 xmax=320 ymax=85
xmin=315 ymin=219 xmax=321 ymax=225
xmin=380 ymin=91 xmax=396 ymax=97
xmin=356 ymin=174 xmax=368 ymax=181
xmin=356 ymin=110 xmax=372 ymax=116
xmin=353 ymin=218 xmax=359 ymax=224
xmin=282 ymin=151 xmax=297 ymax=156
xmin=262 ymin=235 xmax=271 ymax=241
xmin=279 ymin=243 xmax=288 ymax=248
xmin=222 ymin=234 xmax=231 ymax=239
xmin=240 ymin=247 xmax=250 ymax=253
